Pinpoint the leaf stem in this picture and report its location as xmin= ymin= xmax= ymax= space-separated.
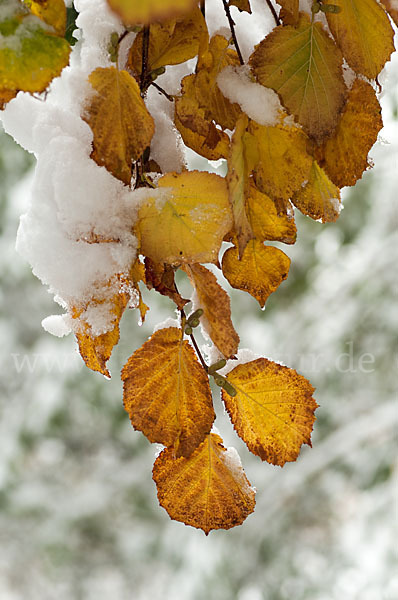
xmin=140 ymin=25 xmax=150 ymax=95
xmin=189 ymin=330 xmax=209 ymax=373
xmin=221 ymin=0 xmax=244 ymax=65
xmin=264 ymin=0 xmax=281 ymax=26
xmin=151 ymin=81 xmax=174 ymax=102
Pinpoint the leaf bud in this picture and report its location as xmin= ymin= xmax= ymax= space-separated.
xmin=184 ymin=325 xmax=193 ymax=336
xmin=190 ymin=317 xmax=200 ymax=328
xmin=208 ymin=359 xmax=227 ymax=375
xmin=311 ymin=2 xmax=321 ymax=13
xmin=222 ymin=381 xmax=237 ymax=397
xmin=188 ymin=308 xmax=204 ymax=324
xmin=110 ymin=32 xmax=119 ymax=46
xmin=213 ymin=374 xmax=225 ymax=387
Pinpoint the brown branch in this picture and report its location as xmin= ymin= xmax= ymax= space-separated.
xmin=151 ymin=81 xmax=174 ymax=102
xmin=265 ymin=0 xmax=281 ymax=26
xmin=140 ymin=25 xmax=150 ymax=95
xmin=221 ymin=0 xmax=244 ymax=65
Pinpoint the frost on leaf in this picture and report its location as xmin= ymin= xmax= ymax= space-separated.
xmin=83 ymin=67 xmax=155 ymax=186
xmin=0 ymin=0 xmax=70 ymax=107
xmin=250 ymin=13 xmax=347 ymax=141
xmin=222 ymin=240 xmax=290 ymax=308
xmin=317 ymin=79 xmax=383 ymax=188
xmin=292 ymin=160 xmax=341 ymax=223
xmin=106 ymin=0 xmax=197 ymax=25
xmin=136 ymin=171 xmax=232 ymax=265
xmin=222 ymin=359 xmax=318 ymax=466
xmin=184 ymin=264 xmax=240 ymax=359
xmin=153 ymin=433 xmax=255 ymax=534
xmin=325 ymin=0 xmax=395 ymax=79
xmin=245 ymin=182 xmax=297 ymax=245
xmin=122 ymin=327 xmax=215 ymax=458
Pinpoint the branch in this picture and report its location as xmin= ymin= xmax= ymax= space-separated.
xmin=151 ymin=81 xmax=174 ymax=102
xmin=200 ymin=0 xmax=205 ymax=17
xmin=265 ymin=0 xmax=281 ymax=26
xmin=221 ymin=0 xmax=244 ymax=65
xmin=140 ymin=25 xmax=150 ymax=95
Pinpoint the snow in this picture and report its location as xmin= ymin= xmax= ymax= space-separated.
xmin=41 ymin=315 xmax=72 ymax=338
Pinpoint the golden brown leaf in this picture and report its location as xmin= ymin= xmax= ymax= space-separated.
xmin=245 ymin=181 xmax=297 ymax=245
xmin=153 ymin=433 xmax=255 ymax=534
xmin=292 ymin=160 xmax=341 ymax=223
xmin=248 ymin=120 xmax=312 ymax=201
xmin=144 ymin=258 xmax=189 ymax=310
xmin=381 ymin=0 xmax=398 ymax=26
xmin=83 ymin=67 xmax=155 ymax=185
xmin=136 ymin=171 xmax=232 ymax=265
xmin=122 ymin=327 xmax=215 ymax=457
xmin=129 ymin=258 xmax=149 ymax=323
xmin=28 ymin=0 xmax=67 ymax=35
xmin=222 ymin=240 xmax=290 ymax=308
xmin=276 ymin=0 xmax=299 ymax=25
xmin=222 ymin=359 xmax=317 ymax=466
xmin=250 ymin=13 xmax=347 ymax=140
xmin=229 ymin=0 xmax=252 ymax=13
xmin=107 ymin=0 xmax=197 ymax=25
xmin=184 ymin=264 xmax=240 ymax=359
xmin=325 ymin=0 xmax=395 ymax=79
xmin=318 ymin=79 xmax=383 ymax=188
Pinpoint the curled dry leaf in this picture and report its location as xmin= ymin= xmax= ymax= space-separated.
xmin=122 ymin=327 xmax=215 ymax=458
xmin=144 ymin=258 xmax=189 ymax=310
xmin=106 ymin=0 xmax=197 ymax=25
xmin=184 ymin=264 xmax=240 ymax=359
xmin=292 ymin=160 xmax=341 ymax=223
xmin=222 ymin=240 xmax=290 ymax=308
xmin=153 ymin=433 xmax=256 ymax=534
xmin=222 ymin=358 xmax=318 ymax=466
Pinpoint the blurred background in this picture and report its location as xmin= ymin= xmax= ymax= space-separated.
xmin=0 ymin=44 xmax=397 ymax=600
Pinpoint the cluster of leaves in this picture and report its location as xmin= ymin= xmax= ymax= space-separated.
xmin=0 ymin=0 xmax=396 ymax=533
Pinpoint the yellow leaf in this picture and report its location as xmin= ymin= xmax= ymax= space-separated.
xmin=276 ymin=0 xmax=299 ymax=25
xmin=245 ymin=181 xmax=297 ymax=245
xmin=222 ymin=358 xmax=318 ymax=466
xmin=250 ymin=12 xmax=347 ymax=140
xmin=122 ymin=327 xmax=215 ymax=457
xmin=292 ymin=160 xmax=341 ymax=223
xmin=229 ymin=0 xmax=252 ymax=13
xmin=318 ymin=79 xmax=383 ymax=188
xmin=153 ymin=433 xmax=256 ymax=534
xmin=106 ymin=0 xmax=197 ymax=25
xmin=222 ymin=240 xmax=290 ymax=308
xmin=83 ymin=67 xmax=155 ymax=186
xmin=325 ymin=0 xmax=395 ymax=79
xmin=380 ymin=0 xmax=398 ymax=26
xmin=0 ymin=0 xmax=70 ymax=101
xmin=128 ymin=7 xmax=206 ymax=76
xmin=249 ymin=120 xmax=312 ymax=201
xmin=136 ymin=171 xmax=233 ymax=265
xmin=129 ymin=258 xmax=149 ymax=323
xmin=174 ymin=74 xmax=230 ymax=161
xmin=184 ymin=264 xmax=240 ymax=359
xmin=26 ymin=0 xmax=67 ymax=35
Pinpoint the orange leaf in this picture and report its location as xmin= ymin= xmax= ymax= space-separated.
xmin=292 ymin=160 xmax=341 ymax=223
xmin=122 ymin=327 xmax=215 ymax=457
xmin=184 ymin=264 xmax=240 ymax=359
xmin=222 ymin=358 xmax=317 ymax=466
xmin=144 ymin=258 xmax=189 ymax=310
xmin=222 ymin=240 xmax=290 ymax=308
xmin=153 ymin=433 xmax=255 ymax=534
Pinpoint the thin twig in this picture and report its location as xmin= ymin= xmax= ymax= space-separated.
xmin=189 ymin=330 xmax=209 ymax=372
xmin=221 ymin=0 xmax=244 ymax=65
xmin=265 ymin=0 xmax=281 ymax=26
xmin=151 ymin=81 xmax=174 ymax=102
xmin=140 ymin=25 xmax=150 ymax=95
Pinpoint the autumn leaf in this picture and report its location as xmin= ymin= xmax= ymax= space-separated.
xmin=317 ymin=79 xmax=383 ymax=188
xmin=0 ymin=0 xmax=70 ymax=102
xmin=128 ymin=7 xmax=206 ymax=77
xmin=325 ymin=0 xmax=395 ymax=79
xmin=26 ymin=0 xmax=67 ymax=35
xmin=175 ymin=74 xmax=230 ymax=161
xmin=129 ymin=258 xmax=150 ymax=323
xmin=292 ymin=160 xmax=341 ymax=223
xmin=250 ymin=12 xmax=347 ymax=140
xmin=122 ymin=327 xmax=215 ymax=457
xmin=107 ymin=0 xmax=197 ymax=25
xmin=222 ymin=358 xmax=317 ymax=466
xmin=83 ymin=67 xmax=155 ymax=186
xmin=136 ymin=171 xmax=232 ymax=265
xmin=144 ymin=258 xmax=189 ymax=310
xmin=222 ymin=240 xmax=290 ymax=308
xmin=229 ymin=0 xmax=252 ymax=13
xmin=248 ymin=120 xmax=312 ymax=201
xmin=245 ymin=181 xmax=297 ymax=245
xmin=184 ymin=264 xmax=240 ymax=359
xmin=153 ymin=433 xmax=255 ymax=533
xmin=276 ymin=0 xmax=299 ymax=25
xmin=381 ymin=0 xmax=398 ymax=26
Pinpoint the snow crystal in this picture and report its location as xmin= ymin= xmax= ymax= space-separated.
xmin=222 ymin=445 xmax=256 ymax=495
xmin=41 ymin=314 xmax=72 ymax=338
xmin=218 ymin=348 xmax=261 ymax=376
xmin=153 ymin=317 xmax=180 ymax=333
xmin=217 ymin=65 xmax=282 ymax=126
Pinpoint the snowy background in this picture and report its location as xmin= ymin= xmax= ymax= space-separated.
xmin=1 ymin=1 xmax=397 ymax=599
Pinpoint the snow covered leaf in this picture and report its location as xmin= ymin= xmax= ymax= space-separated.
xmin=381 ymin=0 xmax=398 ymax=26
xmin=249 ymin=120 xmax=312 ymax=201
xmin=27 ymin=0 xmax=67 ymax=35
xmin=107 ymin=0 xmax=197 ymax=25
xmin=229 ymin=0 xmax=252 ymax=13
xmin=175 ymin=74 xmax=230 ymax=161
xmin=128 ymin=7 xmax=206 ymax=77
xmin=227 ymin=114 xmax=255 ymax=256
xmin=136 ymin=171 xmax=232 ymax=265
xmin=245 ymin=181 xmax=297 ymax=245
xmin=74 ymin=290 xmax=128 ymax=378
xmin=195 ymin=35 xmax=242 ymax=131
xmin=318 ymin=79 xmax=383 ymax=188
xmin=292 ymin=160 xmax=341 ymax=223
xmin=250 ymin=13 xmax=346 ymax=140
xmin=153 ymin=433 xmax=255 ymax=534
xmin=222 ymin=240 xmax=290 ymax=308
xmin=184 ymin=264 xmax=239 ymax=359
xmin=83 ymin=67 xmax=155 ymax=186
xmin=325 ymin=0 xmax=395 ymax=79
xmin=122 ymin=327 xmax=215 ymax=457
xmin=0 ymin=0 xmax=70 ymax=104
xmin=222 ymin=359 xmax=317 ymax=466
xmin=144 ymin=258 xmax=189 ymax=310
xmin=276 ymin=0 xmax=299 ymax=25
